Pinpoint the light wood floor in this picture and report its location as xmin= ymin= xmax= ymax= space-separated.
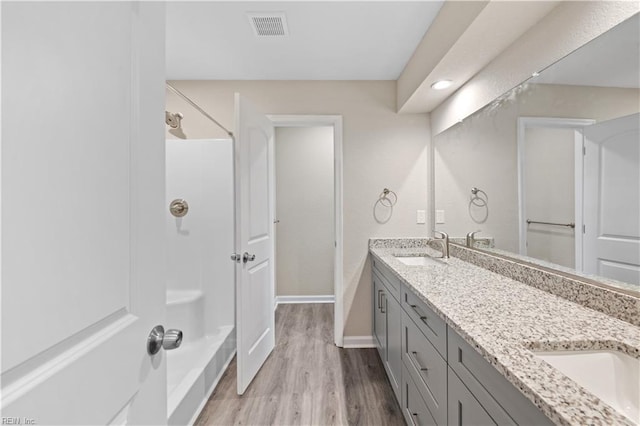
xmin=195 ymin=303 xmax=405 ymax=426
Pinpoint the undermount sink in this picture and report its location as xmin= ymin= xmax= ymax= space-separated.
xmin=534 ymin=350 xmax=640 ymax=424
xmin=394 ymin=255 xmax=443 ymax=266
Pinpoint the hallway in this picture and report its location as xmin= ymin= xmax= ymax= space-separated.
xmin=195 ymin=303 xmax=404 ymax=425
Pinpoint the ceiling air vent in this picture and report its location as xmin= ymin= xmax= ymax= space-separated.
xmin=247 ymin=12 xmax=289 ymax=37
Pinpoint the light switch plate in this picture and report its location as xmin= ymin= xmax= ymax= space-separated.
xmin=416 ymin=210 xmax=426 ymax=224
xmin=436 ymin=210 xmax=445 ymax=224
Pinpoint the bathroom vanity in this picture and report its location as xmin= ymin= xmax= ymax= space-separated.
xmin=370 ymin=239 xmax=640 ymax=426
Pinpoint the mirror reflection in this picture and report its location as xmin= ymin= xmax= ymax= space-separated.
xmin=434 ymin=13 xmax=640 ymax=292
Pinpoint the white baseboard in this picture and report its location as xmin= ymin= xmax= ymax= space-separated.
xmin=342 ymin=335 xmax=376 ymax=348
xmin=275 ymin=295 xmax=335 ymax=305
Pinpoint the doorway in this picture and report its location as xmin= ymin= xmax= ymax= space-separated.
xmin=517 ymin=117 xmax=595 ymax=269
xmin=269 ymin=115 xmax=344 ymax=347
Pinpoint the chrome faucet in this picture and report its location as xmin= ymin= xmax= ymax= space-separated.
xmin=432 ymin=230 xmax=449 ymax=258
xmin=466 ymin=230 xmax=481 ymax=248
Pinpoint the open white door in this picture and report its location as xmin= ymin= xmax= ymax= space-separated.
xmin=233 ymin=94 xmax=276 ymax=395
xmin=1 ymin=3 xmax=168 ymax=424
xmin=583 ymin=113 xmax=640 ymax=286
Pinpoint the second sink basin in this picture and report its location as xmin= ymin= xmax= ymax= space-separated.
xmin=394 ymin=255 xmax=443 ymax=266
xmin=534 ymin=349 xmax=639 ymax=424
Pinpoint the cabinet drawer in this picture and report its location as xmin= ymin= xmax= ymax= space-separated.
xmin=402 ymin=364 xmax=437 ymax=426
xmin=448 ymin=366 xmax=497 ymax=426
xmin=448 ymin=331 xmax=553 ymax=426
xmin=372 ymin=257 xmax=401 ymax=301
xmin=402 ymin=311 xmax=447 ymax=425
xmin=402 ymin=286 xmax=447 ymax=358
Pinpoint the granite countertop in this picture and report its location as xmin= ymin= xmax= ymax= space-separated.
xmin=369 ymin=244 xmax=640 ymax=426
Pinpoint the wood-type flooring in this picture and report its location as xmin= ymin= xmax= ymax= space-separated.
xmin=194 ymin=303 xmax=405 ymax=426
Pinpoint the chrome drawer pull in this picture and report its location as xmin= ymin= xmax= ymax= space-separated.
xmin=378 ymin=289 xmax=383 ymax=310
xmin=381 ymin=293 xmax=386 ymax=314
xmin=411 ymin=351 xmax=429 ymax=371
xmin=409 ymin=304 xmax=429 ymax=324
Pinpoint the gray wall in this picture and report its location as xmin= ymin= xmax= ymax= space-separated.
xmin=275 ymin=126 xmax=334 ymax=297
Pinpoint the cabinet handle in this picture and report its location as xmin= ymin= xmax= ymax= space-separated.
xmin=381 ymin=293 xmax=386 ymax=314
xmin=411 ymin=351 xmax=429 ymax=371
xmin=409 ymin=304 xmax=429 ymax=325
xmin=411 ymin=412 xmax=419 ymax=425
xmin=377 ymin=289 xmax=383 ymax=310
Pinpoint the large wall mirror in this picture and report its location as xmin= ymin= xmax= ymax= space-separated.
xmin=434 ymin=13 xmax=640 ymax=294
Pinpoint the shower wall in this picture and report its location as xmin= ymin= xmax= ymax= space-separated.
xmin=166 ymin=138 xmax=234 ymax=336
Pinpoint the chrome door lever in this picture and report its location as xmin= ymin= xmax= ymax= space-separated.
xmin=243 ymin=252 xmax=256 ymax=263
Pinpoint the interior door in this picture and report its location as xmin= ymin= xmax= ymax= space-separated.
xmin=1 ymin=3 xmax=167 ymax=424
xmin=234 ymin=94 xmax=276 ymax=395
xmin=583 ymin=113 xmax=640 ymax=286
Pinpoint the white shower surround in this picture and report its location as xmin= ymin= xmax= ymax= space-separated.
xmin=165 ymin=138 xmax=236 ymax=425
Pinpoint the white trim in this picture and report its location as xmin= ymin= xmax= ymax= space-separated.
xmin=268 ymin=115 xmax=345 ymax=348
xmin=574 ymin=129 xmax=585 ymax=272
xmin=516 ymin=117 xmax=595 ymax=257
xmin=275 ymin=295 xmax=335 ymax=305
xmin=342 ymin=336 xmax=376 ymax=349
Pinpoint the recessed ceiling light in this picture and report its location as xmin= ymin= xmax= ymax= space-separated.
xmin=431 ymin=80 xmax=452 ymax=90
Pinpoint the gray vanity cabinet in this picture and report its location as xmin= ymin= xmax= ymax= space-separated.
xmin=372 ymin=266 xmax=402 ymax=402
xmin=447 ymin=331 xmax=554 ymax=426
xmin=371 ymin=257 xmax=551 ymax=426
xmin=373 ymin=273 xmax=387 ymax=360
xmin=448 ymin=367 xmax=498 ymax=426
xmin=401 ymin=310 xmax=447 ymax=425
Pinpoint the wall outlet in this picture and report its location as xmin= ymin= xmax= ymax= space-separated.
xmin=436 ymin=210 xmax=445 ymax=224
xmin=416 ymin=210 xmax=426 ymax=224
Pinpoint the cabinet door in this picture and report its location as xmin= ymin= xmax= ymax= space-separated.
xmin=402 ymin=365 xmax=437 ymax=426
xmin=373 ymin=273 xmax=387 ymax=359
xmin=386 ymin=291 xmax=402 ymax=401
xmin=448 ymin=367 xmax=496 ymax=426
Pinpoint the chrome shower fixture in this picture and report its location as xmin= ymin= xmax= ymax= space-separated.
xmin=165 ymin=111 xmax=184 ymax=129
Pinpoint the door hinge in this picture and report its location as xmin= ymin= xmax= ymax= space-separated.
xmin=583 ymin=146 xmax=586 ymax=156
xmin=583 ymin=224 xmax=586 ymax=234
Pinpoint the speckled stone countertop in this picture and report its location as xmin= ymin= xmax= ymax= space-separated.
xmin=369 ymin=241 xmax=640 ymax=426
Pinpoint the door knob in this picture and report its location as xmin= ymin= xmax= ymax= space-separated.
xmin=243 ymin=252 xmax=256 ymax=263
xmin=230 ymin=253 xmax=241 ymax=262
xmin=147 ymin=325 xmax=184 ymax=355
xmin=163 ymin=329 xmax=183 ymax=350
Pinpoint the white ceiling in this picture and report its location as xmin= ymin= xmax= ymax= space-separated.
xmin=165 ymin=1 xmax=444 ymax=80
xmin=532 ymin=13 xmax=640 ymax=88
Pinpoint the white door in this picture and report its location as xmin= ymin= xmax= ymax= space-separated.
xmin=1 ymin=3 xmax=168 ymax=424
xmin=583 ymin=113 xmax=640 ymax=286
xmin=234 ymin=94 xmax=276 ymax=395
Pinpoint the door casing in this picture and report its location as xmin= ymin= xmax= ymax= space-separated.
xmin=268 ymin=115 xmax=344 ymax=347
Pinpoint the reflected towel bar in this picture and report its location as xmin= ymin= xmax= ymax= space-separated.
xmin=526 ymin=219 xmax=575 ymax=228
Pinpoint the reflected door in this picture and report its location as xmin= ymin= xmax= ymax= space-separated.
xmin=234 ymin=94 xmax=276 ymax=394
xmin=583 ymin=113 xmax=640 ymax=286
xmin=1 ymin=3 xmax=167 ymax=424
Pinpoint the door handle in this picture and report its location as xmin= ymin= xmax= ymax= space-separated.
xmin=380 ymin=293 xmax=386 ymax=314
xmin=377 ymin=289 xmax=383 ymax=310
xmin=230 ymin=253 xmax=241 ymax=262
xmin=147 ymin=325 xmax=183 ymax=355
xmin=243 ymin=252 xmax=256 ymax=263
